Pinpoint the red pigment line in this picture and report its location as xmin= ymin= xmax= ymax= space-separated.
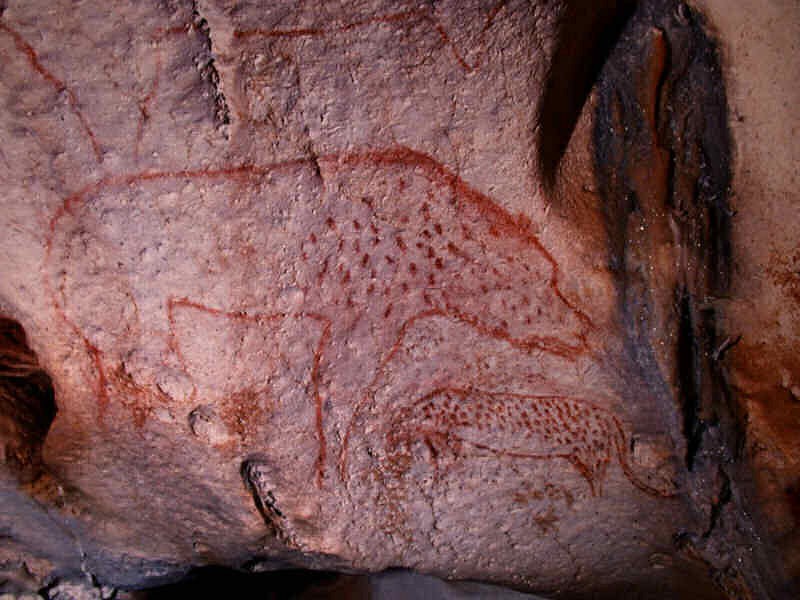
xmin=427 ymin=0 xmax=509 ymax=71
xmin=395 ymin=387 xmax=676 ymax=498
xmin=305 ymin=312 xmax=333 ymax=489
xmin=431 ymin=21 xmax=473 ymax=72
xmin=41 ymin=195 xmax=111 ymax=420
xmin=85 ymin=338 xmax=109 ymax=416
xmin=338 ymin=307 xmax=445 ymax=479
xmin=166 ymin=296 xmax=287 ymax=378
xmin=441 ymin=299 xmax=585 ymax=359
xmin=168 ymin=296 xmax=287 ymax=324
xmin=165 ymin=298 xmax=192 ymax=385
xmin=611 ymin=417 xmax=678 ymax=498
xmin=415 ymin=386 xmax=575 ymax=408
xmin=47 ymin=158 xmax=315 ymax=232
xmin=46 ymin=146 xmax=591 ymax=480
xmin=234 ymin=9 xmax=426 ymax=39
xmin=484 ymin=0 xmax=508 ymax=32
xmin=153 ymin=24 xmax=192 ymax=37
xmin=422 ymin=431 xmax=574 ymax=463
xmin=136 ymin=24 xmax=195 ymax=162
xmin=378 ymin=308 xmax=448 ymax=372
xmin=42 ymin=238 xmax=110 ymax=419
xmin=168 ymin=299 xmax=333 ymax=488
xmin=0 ymin=21 xmax=102 ymax=162
xmin=165 ymin=297 xmax=294 ymax=426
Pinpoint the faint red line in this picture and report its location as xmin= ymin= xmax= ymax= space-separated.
xmin=233 ymin=2 xmax=509 ymax=73
xmin=0 ymin=21 xmax=102 ymax=162
xmin=135 ymin=24 xmax=193 ymax=162
xmin=234 ymin=9 xmax=426 ymax=39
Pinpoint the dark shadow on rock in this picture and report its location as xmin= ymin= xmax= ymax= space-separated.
xmin=0 ymin=315 xmax=57 ymax=484
xmin=538 ymin=0 xmax=636 ymax=187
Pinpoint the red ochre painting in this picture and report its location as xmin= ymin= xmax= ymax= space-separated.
xmin=0 ymin=9 xmax=671 ymax=502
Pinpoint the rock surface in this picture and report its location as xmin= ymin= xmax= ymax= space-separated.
xmin=0 ymin=0 xmax=797 ymax=597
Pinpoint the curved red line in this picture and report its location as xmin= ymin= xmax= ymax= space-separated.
xmin=0 ymin=21 xmax=102 ymax=162
xmin=232 ymin=2 xmax=509 ymax=74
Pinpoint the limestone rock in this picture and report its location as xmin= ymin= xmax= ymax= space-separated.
xmin=0 ymin=0 xmax=797 ymax=597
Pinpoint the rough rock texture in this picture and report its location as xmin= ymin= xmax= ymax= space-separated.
xmin=0 ymin=0 xmax=797 ymax=597
xmin=688 ymin=2 xmax=800 ymax=596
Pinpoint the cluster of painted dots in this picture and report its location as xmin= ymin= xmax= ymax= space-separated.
xmin=297 ymin=170 xmax=553 ymax=340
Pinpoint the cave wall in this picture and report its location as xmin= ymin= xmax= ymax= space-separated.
xmin=0 ymin=0 xmax=797 ymax=597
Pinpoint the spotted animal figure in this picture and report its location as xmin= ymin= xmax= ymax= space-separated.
xmin=383 ymin=387 xmax=676 ymax=497
xmin=45 ymin=148 xmax=592 ymax=487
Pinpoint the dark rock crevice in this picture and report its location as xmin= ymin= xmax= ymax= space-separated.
xmin=0 ymin=316 xmax=56 ymax=484
xmin=593 ymin=0 xmax=733 ymax=467
xmin=591 ymin=0 xmax=775 ymax=596
xmin=191 ymin=0 xmax=231 ymax=132
xmin=677 ymin=290 xmax=705 ymax=471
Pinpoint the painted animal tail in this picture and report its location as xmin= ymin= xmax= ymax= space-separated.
xmin=613 ymin=419 xmax=680 ymax=498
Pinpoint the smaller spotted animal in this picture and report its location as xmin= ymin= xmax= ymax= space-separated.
xmin=385 ymin=387 xmax=675 ymax=497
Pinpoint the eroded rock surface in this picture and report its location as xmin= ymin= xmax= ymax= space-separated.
xmin=0 ymin=0 xmax=797 ymax=597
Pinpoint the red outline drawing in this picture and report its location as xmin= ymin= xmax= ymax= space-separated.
xmin=134 ymin=24 xmax=197 ymax=162
xmin=166 ymin=298 xmax=331 ymax=487
xmin=381 ymin=387 xmax=676 ymax=498
xmin=43 ymin=147 xmax=593 ymax=490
